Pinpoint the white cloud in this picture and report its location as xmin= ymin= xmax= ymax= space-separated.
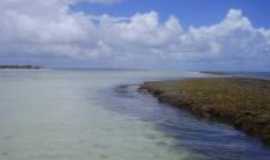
xmin=0 ymin=0 xmax=269 ymax=69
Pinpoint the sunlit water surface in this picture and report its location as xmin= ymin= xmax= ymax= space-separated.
xmin=0 ymin=70 xmax=269 ymax=160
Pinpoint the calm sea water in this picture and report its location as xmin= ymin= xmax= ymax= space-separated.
xmin=236 ymin=72 xmax=270 ymax=80
xmin=0 ymin=70 xmax=269 ymax=160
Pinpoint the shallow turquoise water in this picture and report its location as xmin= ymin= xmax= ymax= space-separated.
xmin=0 ymin=70 xmax=269 ymax=160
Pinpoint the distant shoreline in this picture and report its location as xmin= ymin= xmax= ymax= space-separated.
xmin=139 ymin=77 xmax=270 ymax=145
xmin=0 ymin=65 xmax=42 ymax=69
xmin=200 ymin=71 xmax=228 ymax=75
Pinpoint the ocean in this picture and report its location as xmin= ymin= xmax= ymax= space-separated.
xmin=0 ymin=69 xmax=269 ymax=160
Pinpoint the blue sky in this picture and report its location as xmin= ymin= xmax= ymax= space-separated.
xmin=0 ymin=0 xmax=270 ymax=71
xmin=72 ymin=0 xmax=270 ymax=28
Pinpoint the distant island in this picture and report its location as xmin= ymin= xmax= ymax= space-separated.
xmin=0 ymin=65 xmax=42 ymax=69
xmin=200 ymin=71 xmax=227 ymax=75
xmin=139 ymin=78 xmax=270 ymax=145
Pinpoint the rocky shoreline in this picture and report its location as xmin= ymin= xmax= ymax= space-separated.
xmin=139 ymin=78 xmax=270 ymax=145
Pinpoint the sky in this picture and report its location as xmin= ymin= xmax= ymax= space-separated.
xmin=0 ymin=0 xmax=270 ymax=71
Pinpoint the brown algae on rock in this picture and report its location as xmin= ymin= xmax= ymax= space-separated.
xmin=139 ymin=78 xmax=270 ymax=145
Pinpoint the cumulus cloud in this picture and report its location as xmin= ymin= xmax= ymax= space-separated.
xmin=0 ymin=0 xmax=269 ymax=69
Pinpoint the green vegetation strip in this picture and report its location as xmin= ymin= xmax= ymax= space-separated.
xmin=139 ymin=78 xmax=270 ymax=145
